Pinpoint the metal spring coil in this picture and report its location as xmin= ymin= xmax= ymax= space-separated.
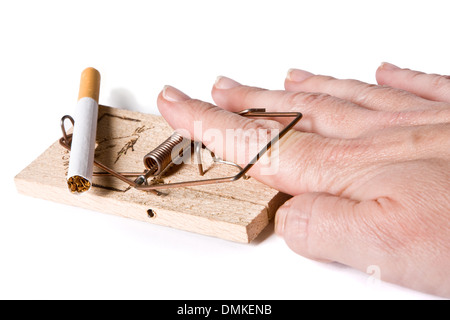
xmin=143 ymin=132 xmax=191 ymax=176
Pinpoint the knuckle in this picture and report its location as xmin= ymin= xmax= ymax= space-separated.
xmin=289 ymin=135 xmax=369 ymax=191
xmin=430 ymin=73 xmax=450 ymax=90
xmin=237 ymin=120 xmax=270 ymax=147
xmin=381 ymin=110 xmax=406 ymax=125
xmin=184 ymin=99 xmax=225 ymax=128
xmin=381 ymin=108 xmax=450 ymax=127
xmin=355 ymin=83 xmax=396 ymax=105
xmin=239 ymin=118 xmax=267 ymax=133
xmin=409 ymin=70 xmax=425 ymax=81
xmin=354 ymin=83 xmax=380 ymax=102
xmin=287 ymin=91 xmax=334 ymax=108
xmin=408 ymin=126 xmax=434 ymax=150
xmin=321 ymin=139 xmax=372 ymax=189
xmin=409 ymin=71 xmax=450 ymax=93
xmin=233 ymin=120 xmax=277 ymax=166
xmin=407 ymin=124 xmax=450 ymax=156
xmin=321 ymin=139 xmax=364 ymax=165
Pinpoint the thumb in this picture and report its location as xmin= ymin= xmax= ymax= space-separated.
xmin=274 ymin=192 xmax=386 ymax=269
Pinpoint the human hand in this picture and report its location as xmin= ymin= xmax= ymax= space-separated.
xmin=157 ymin=63 xmax=450 ymax=297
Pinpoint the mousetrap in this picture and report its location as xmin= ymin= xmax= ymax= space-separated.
xmin=15 ymin=105 xmax=297 ymax=242
xmin=15 ymin=69 xmax=301 ymax=243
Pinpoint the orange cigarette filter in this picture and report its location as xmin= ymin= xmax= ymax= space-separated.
xmin=78 ymin=67 xmax=101 ymax=102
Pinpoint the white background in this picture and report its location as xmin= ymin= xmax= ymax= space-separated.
xmin=1 ymin=0 xmax=448 ymax=299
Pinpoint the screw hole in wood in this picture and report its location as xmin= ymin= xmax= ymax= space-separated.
xmin=147 ymin=209 xmax=156 ymax=219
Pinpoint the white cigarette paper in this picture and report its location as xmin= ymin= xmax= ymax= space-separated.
xmin=67 ymin=97 xmax=98 ymax=192
xmin=67 ymin=68 xmax=100 ymax=194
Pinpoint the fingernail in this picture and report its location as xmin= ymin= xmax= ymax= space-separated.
xmin=275 ymin=201 xmax=292 ymax=237
xmin=214 ymin=76 xmax=241 ymax=89
xmin=162 ymin=85 xmax=190 ymax=102
xmin=287 ymin=68 xmax=315 ymax=82
xmin=379 ymin=62 xmax=400 ymax=71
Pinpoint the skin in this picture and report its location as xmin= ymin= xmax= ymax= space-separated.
xmin=157 ymin=63 xmax=450 ymax=297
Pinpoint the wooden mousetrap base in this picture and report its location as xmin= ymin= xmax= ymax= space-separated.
xmin=15 ymin=106 xmax=290 ymax=243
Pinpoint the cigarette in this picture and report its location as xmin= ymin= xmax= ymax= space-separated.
xmin=67 ymin=67 xmax=101 ymax=194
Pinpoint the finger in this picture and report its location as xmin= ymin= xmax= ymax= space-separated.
xmin=376 ymin=62 xmax=450 ymax=105
xmin=157 ymin=85 xmax=369 ymax=196
xmin=212 ymin=76 xmax=388 ymax=139
xmin=274 ymin=192 xmax=415 ymax=290
xmin=212 ymin=76 xmax=448 ymax=139
xmin=285 ymin=68 xmax=441 ymax=112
